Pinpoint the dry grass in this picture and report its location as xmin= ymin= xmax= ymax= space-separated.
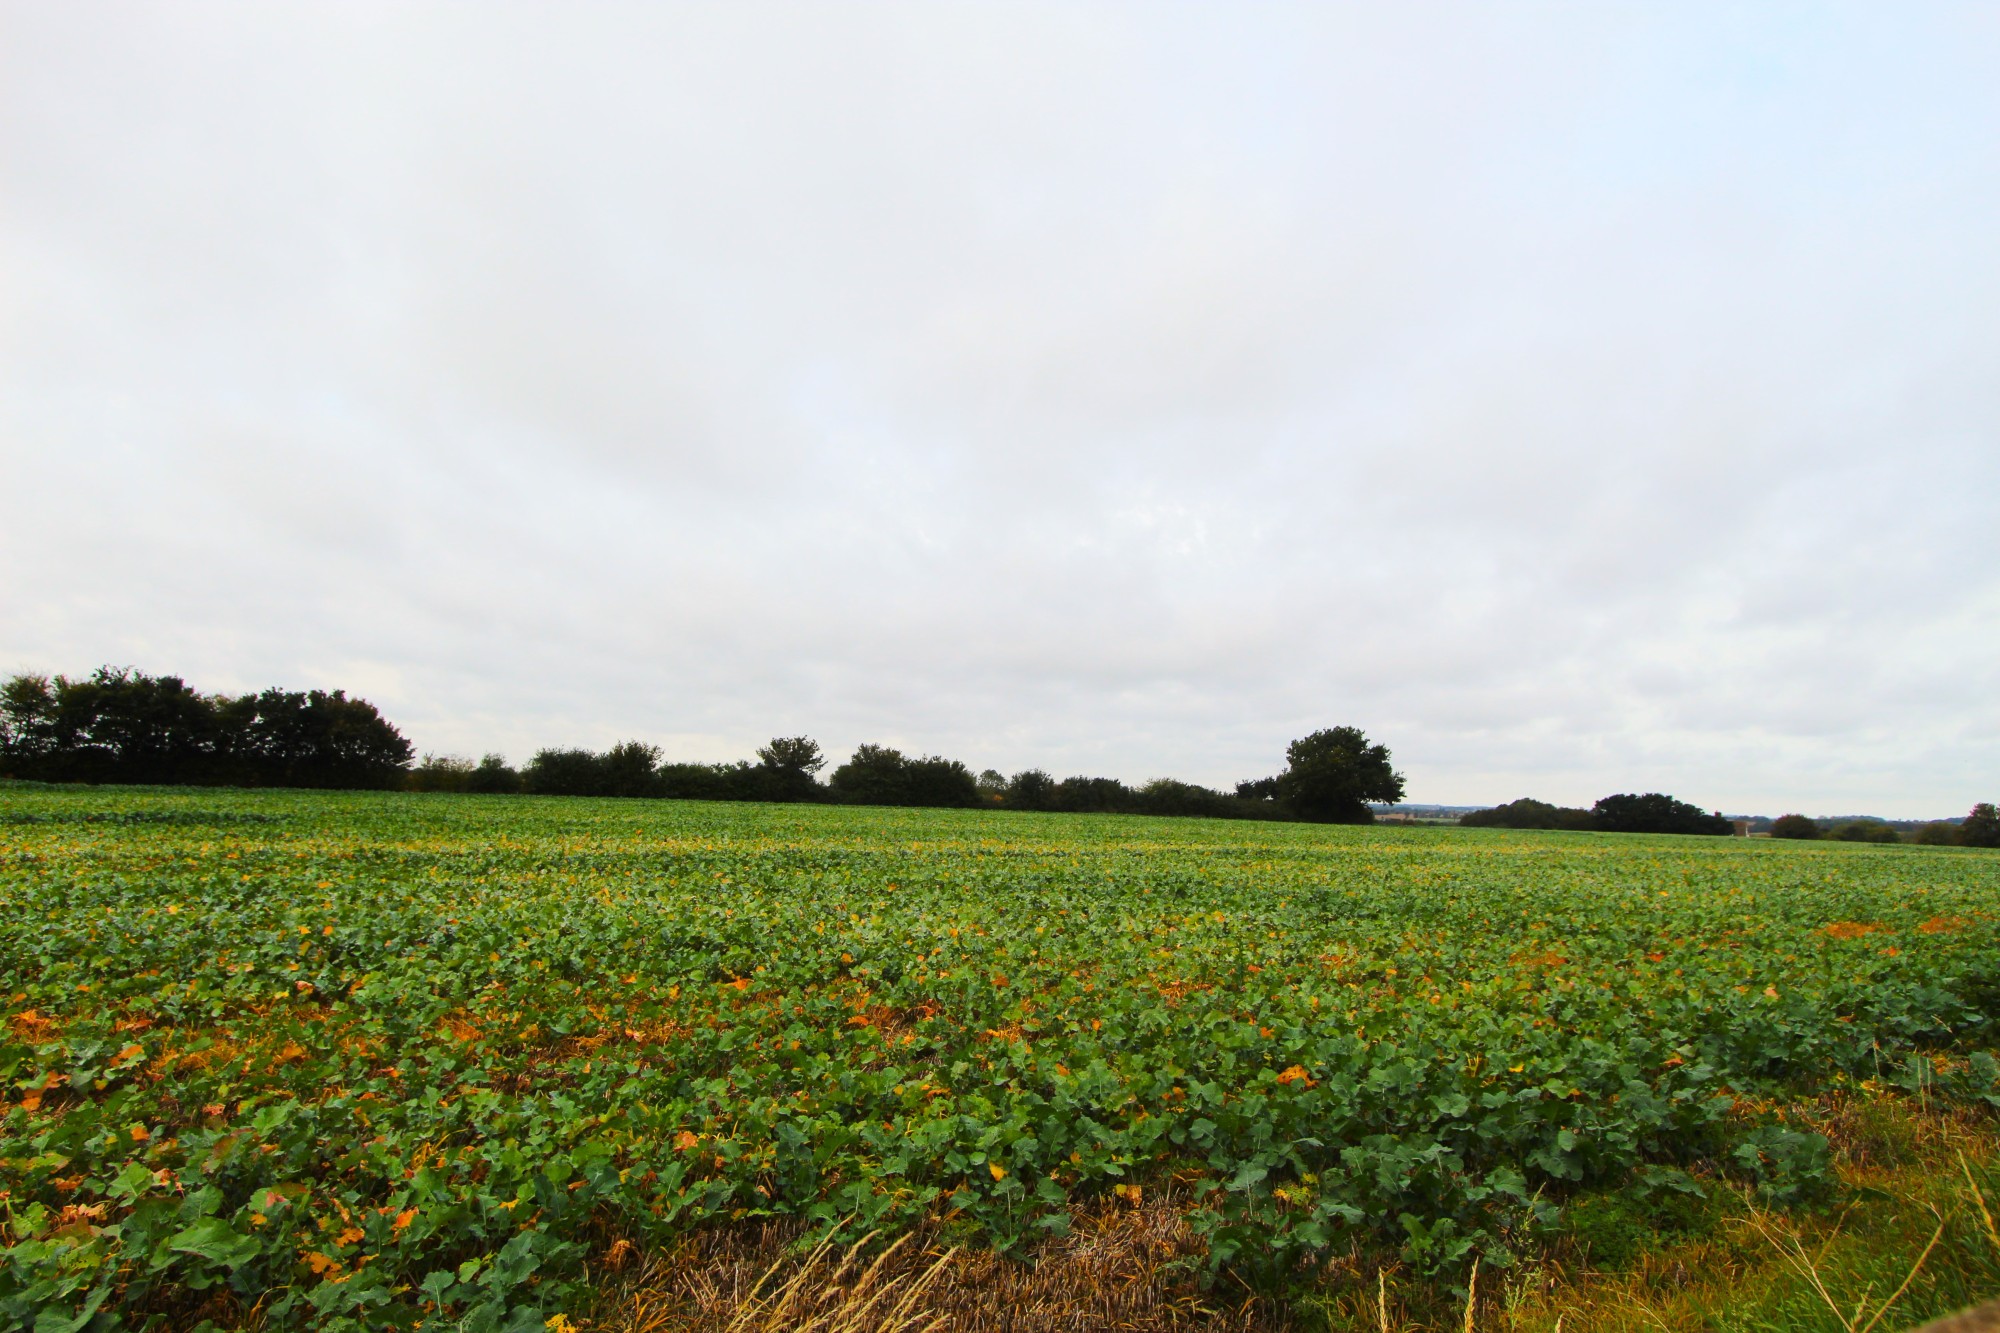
xmin=590 ymin=1186 xmax=1281 ymax=1333
xmin=584 ymin=1090 xmax=2000 ymax=1333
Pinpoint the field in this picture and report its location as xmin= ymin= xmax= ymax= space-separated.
xmin=4 ymin=785 xmax=1999 ymax=1332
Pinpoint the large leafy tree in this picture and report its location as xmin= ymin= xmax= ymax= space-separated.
xmin=1275 ymin=726 xmax=1404 ymax=824
xmin=1963 ymin=802 xmax=2000 ymax=849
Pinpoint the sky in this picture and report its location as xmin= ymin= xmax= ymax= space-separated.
xmin=3 ymin=4 xmax=1997 ymax=818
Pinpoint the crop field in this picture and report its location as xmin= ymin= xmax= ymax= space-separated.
xmin=4 ymin=785 xmax=1999 ymax=1332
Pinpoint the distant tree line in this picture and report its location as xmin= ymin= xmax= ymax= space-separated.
xmin=12 ymin=668 xmax=1992 ymax=844
xmin=1460 ymin=793 xmax=1736 ymax=836
xmin=1462 ymin=794 xmax=2000 ymax=846
xmin=1 ymin=670 xmax=1412 ymax=823
xmin=1769 ymin=807 xmax=1996 ymax=847
xmin=0 ymin=668 xmax=411 ymax=789
xmin=422 ymin=726 xmax=1406 ymax=823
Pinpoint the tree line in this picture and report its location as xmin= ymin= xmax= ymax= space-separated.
xmin=1458 ymin=793 xmax=1736 ymax=835
xmin=9 ymin=667 xmax=1993 ymax=843
xmin=1767 ymin=808 xmax=1997 ymax=848
xmin=412 ymin=725 xmax=1408 ymax=824
xmin=1459 ymin=793 xmax=2000 ymax=847
xmin=0 ymin=669 xmax=1408 ymax=823
xmin=0 ymin=668 xmax=411 ymax=789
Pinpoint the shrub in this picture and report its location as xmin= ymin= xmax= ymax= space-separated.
xmin=1770 ymin=814 xmax=1819 ymax=840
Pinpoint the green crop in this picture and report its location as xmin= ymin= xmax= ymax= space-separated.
xmin=2 ymin=787 xmax=1996 ymax=1330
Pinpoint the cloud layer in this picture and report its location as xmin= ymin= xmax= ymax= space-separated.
xmin=5 ymin=4 xmax=1997 ymax=816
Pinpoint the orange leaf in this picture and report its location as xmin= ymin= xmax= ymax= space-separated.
xmin=129 ymin=1124 xmax=150 ymax=1142
xmin=988 ymin=1161 xmax=1007 ymax=1181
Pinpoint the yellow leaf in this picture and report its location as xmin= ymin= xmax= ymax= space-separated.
xmin=989 ymin=1161 xmax=1007 ymax=1181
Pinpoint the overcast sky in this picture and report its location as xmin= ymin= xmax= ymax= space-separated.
xmin=4 ymin=4 xmax=1997 ymax=816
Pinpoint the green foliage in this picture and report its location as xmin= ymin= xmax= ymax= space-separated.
xmin=1592 ymin=793 xmax=1734 ymax=836
xmin=1964 ymin=802 xmax=2000 ymax=849
xmin=3 ymin=789 xmax=1998 ymax=1329
xmin=1771 ymin=814 xmax=1819 ymax=840
xmin=1273 ymin=727 xmax=1405 ymax=824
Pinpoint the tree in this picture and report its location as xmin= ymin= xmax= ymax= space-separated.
xmin=1913 ymin=821 xmax=1960 ymax=846
xmin=755 ymin=736 xmax=825 ymax=802
xmin=900 ymin=756 xmax=981 ymax=808
xmin=233 ymin=688 xmax=414 ymax=789
xmin=1591 ymin=793 xmax=1733 ymax=836
xmin=976 ymin=769 xmax=1007 ymax=804
xmin=1275 ymin=727 xmax=1404 ymax=824
xmin=408 ymin=754 xmax=476 ymax=792
xmin=1829 ymin=820 xmax=1898 ymax=844
xmin=828 ymin=744 xmax=909 ymax=805
xmin=1962 ymin=803 xmax=2000 ymax=849
xmin=464 ymin=754 xmax=522 ymax=794
xmin=1050 ymin=776 xmax=1134 ymax=814
xmin=827 ymin=744 xmax=979 ymax=808
xmin=1005 ymin=769 xmax=1056 ymax=811
xmin=1134 ymin=778 xmax=1233 ymax=818
xmin=1770 ymin=814 xmax=1819 ymax=840
xmin=596 ymin=741 xmax=663 ymax=798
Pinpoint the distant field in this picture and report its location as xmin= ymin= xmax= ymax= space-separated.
xmin=3 ymin=786 xmax=1998 ymax=1331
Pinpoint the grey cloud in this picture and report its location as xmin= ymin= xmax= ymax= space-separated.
xmin=3 ymin=3 xmax=1997 ymax=818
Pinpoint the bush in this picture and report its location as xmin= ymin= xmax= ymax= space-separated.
xmin=1770 ymin=814 xmax=1819 ymax=840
